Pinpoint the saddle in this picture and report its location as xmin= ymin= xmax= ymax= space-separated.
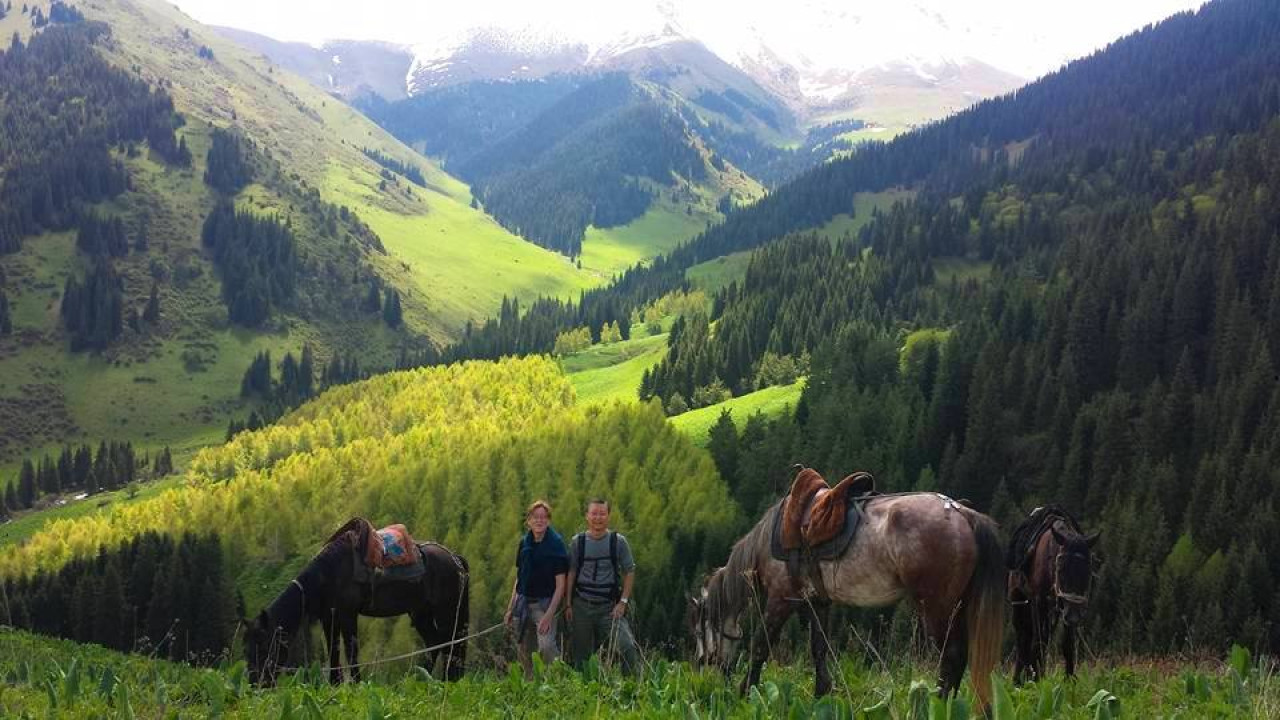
xmin=771 ymin=467 xmax=876 ymax=598
xmin=781 ymin=468 xmax=875 ymax=550
xmin=329 ymin=517 xmax=425 ymax=583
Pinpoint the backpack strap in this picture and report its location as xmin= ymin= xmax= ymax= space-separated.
xmin=609 ymin=531 xmax=620 ymax=601
xmin=575 ymin=532 xmax=586 ymax=575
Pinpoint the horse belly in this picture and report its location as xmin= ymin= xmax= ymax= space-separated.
xmin=360 ymin=582 xmax=420 ymax=618
xmin=820 ymin=562 xmax=905 ymax=607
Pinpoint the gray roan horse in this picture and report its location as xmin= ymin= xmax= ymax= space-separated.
xmin=242 ymin=534 xmax=470 ymax=686
xmin=689 ymin=493 xmax=1005 ymax=708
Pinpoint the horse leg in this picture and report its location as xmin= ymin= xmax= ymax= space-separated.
xmin=1031 ymin=601 xmax=1052 ymax=682
xmin=923 ymin=599 xmax=968 ymax=698
xmin=1061 ymin=624 xmax=1077 ymax=678
xmin=323 ymin=613 xmax=343 ymax=684
xmin=409 ymin=609 xmax=437 ymax=677
xmin=1011 ymin=601 xmax=1034 ymax=685
xmin=741 ymin=594 xmax=791 ymax=696
xmin=343 ymin=613 xmax=361 ymax=683
xmin=804 ymin=600 xmax=834 ymax=698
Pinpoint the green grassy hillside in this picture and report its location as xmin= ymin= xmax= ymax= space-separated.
xmin=0 ymin=0 xmax=624 ymax=465
xmin=563 ymin=332 xmax=669 ymax=406
xmin=669 ymin=381 xmax=805 ymax=446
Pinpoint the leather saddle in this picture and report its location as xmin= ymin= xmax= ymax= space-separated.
xmin=781 ymin=468 xmax=875 ymax=550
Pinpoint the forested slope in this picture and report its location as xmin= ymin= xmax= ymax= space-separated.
xmin=0 ymin=357 xmax=736 ymax=649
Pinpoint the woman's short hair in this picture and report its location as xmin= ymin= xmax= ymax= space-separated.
xmin=526 ymin=500 xmax=552 ymax=518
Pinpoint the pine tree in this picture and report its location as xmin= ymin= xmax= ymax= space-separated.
xmin=95 ymin=561 xmax=129 ymax=651
xmin=143 ymin=281 xmax=160 ymax=324
xmin=706 ymin=409 xmax=740 ymax=491
xmin=0 ymin=288 xmax=11 ymax=335
xmin=299 ymin=345 xmax=315 ymax=399
xmin=17 ymin=459 xmax=36 ymax=508
xmin=144 ymin=561 xmax=174 ymax=655
xmin=382 ymin=289 xmax=403 ymax=327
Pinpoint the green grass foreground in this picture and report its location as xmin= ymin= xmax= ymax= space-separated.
xmin=1 ymin=631 xmax=1275 ymax=718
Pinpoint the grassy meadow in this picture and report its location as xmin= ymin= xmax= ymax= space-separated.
xmin=0 ymin=629 xmax=1274 ymax=719
xmin=669 ymin=381 xmax=806 ymax=446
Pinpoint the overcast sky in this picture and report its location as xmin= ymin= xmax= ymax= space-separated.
xmin=171 ymin=0 xmax=1207 ymax=78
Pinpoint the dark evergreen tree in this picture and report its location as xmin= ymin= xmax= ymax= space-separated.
xmin=200 ymin=201 xmax=296 ymax=327
xmin=382 ymin=288 xmax=403 ymax=328
xmin=17 ymin=459 xmax=36 ymax=508
xmin=60 ymin=260 xmax=124 ymax=351
xmin=203 ymin=128 xmax=254 ymax=193
xmin=0 ymin=288 xmax=10 ymax=335
xmin=142 ymin=281 xmax=160 ymax=324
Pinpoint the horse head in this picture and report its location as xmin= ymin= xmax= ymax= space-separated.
xmin=1049 ymin=526 xmax=1101 ymax=627
xmin=242 ymin=609 xmax=287 ymax=687
xmin=688 ymin=569 xmax=742 ymax=674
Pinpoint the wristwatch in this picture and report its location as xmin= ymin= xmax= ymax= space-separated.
xmin=620 ymin=598 xmax=630 ymax=605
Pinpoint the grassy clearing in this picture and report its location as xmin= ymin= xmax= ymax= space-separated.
xmin=686 ymin=250 xmax=754 ymax=294
xmin=838 ymin=126 xmax=907 ymax=145
xmin=811 ymin=190 xmax=917 ymax=244
xmin=581 ymin=162 xmax=765 ymax=283
xmin=1 ymin=630 xmax=1274 ymax=719
xmin=581 ymin=200 xmax=716 ymax=282
xmin=932 ymin=257 xmax=994 ymax=284
xmin=669 ymin=380 xmax=805 ymax=446
xmin=563 ymin=333 xmax=670 ymax=406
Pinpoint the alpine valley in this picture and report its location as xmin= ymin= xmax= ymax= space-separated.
xmin=2 ymin=0 xmax=1279 ymax=718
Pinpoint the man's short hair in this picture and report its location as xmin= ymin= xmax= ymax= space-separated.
xmin=586 ymin=497 xmax=610 ymax=512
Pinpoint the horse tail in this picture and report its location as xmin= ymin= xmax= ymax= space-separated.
xmin=961 ymin=508 xmax=1005 ymax=710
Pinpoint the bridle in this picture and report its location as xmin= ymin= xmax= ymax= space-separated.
xmin=695 ymin=596 xmax=742 ymax=662
xmin=1052 ymin=548 xmax=1091 ymax=609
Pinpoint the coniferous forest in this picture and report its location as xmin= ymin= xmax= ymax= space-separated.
xmin=199 ymin=201 xmax=297 ymax=327
xmin=369 ymin=74 xmax=710 ymax=256
xmin=0 ymin=20 xmax=188 ymax=254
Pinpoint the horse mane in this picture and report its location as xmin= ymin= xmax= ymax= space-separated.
xmin=264 ymin=533 xmax=354 ymax=634
xmin=707 ymin=500 xmax=780 ymax=623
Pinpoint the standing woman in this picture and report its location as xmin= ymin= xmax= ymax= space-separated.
xmin=504 ymin=500 xmax=569 ymax=677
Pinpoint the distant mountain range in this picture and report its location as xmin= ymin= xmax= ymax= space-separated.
xmin=215 ymin=2 xmax=1027 ymax=132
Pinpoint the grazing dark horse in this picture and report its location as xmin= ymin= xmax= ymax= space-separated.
xmin=689 ymin=493 xmax=1005 ymax=709
xmin=1007 ymin=507 xmax=1099 ymax=684
xmin=242 ymin=533 xmax=470 ymax=686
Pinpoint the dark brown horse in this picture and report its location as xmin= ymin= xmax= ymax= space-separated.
xmin=1007 ymin=507 xmax=1099 ymax=684
xmin=242 ymin=533 xmax=470 ymax=686
xmin=689 ymin=493 xmax=1005 ymax=708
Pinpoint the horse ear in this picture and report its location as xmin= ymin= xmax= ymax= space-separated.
xmin=1050 ymin=526 xmax=1068 ymax=546
xmin=1086 ymin=530 xmax=1102 ymax=548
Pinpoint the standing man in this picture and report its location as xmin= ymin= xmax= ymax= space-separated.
xmin=566 ymin=497 xmax=640 ymax=675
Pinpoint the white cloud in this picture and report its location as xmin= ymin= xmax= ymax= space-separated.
xmin=172 ymin=0 xmax=1206 ymax=78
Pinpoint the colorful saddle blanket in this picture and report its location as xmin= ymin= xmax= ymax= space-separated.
xmin=328 ymin=517 xmax=423 ymax=572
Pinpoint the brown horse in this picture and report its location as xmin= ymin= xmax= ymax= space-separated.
xmin=689 ymin=493 xmax=1004 ymax=708
xmin=1007 ymin=508 xmax=1099 ymax=684
xmin=242 ymin=534 xmax=470 ymax=686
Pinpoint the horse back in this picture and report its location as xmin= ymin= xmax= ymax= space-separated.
xmin=821 ymin=493 xmax=980 ymax=608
